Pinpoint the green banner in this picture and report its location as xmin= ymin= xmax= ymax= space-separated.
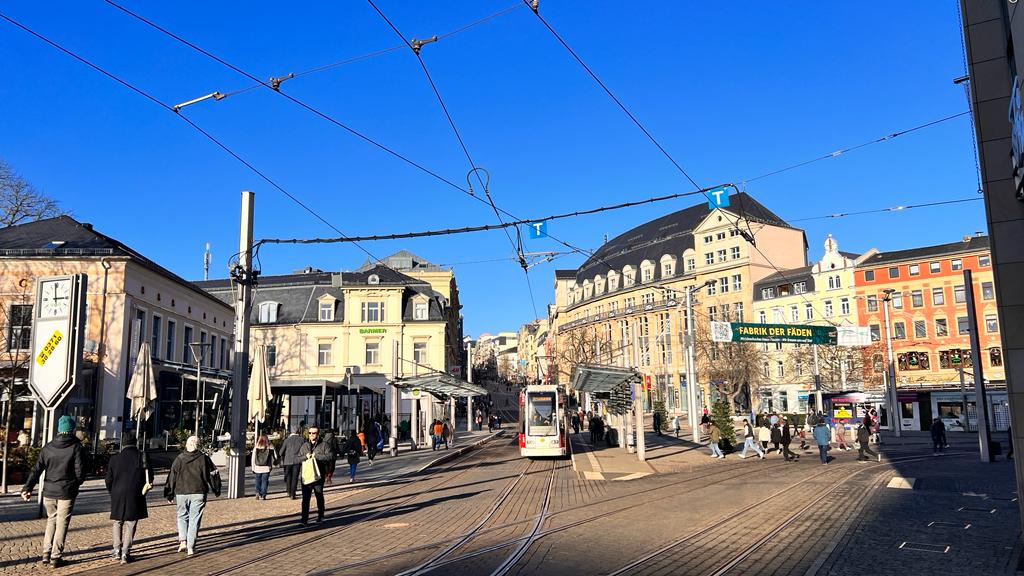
xmin=711 ymin=321 xmax=837 ymax=345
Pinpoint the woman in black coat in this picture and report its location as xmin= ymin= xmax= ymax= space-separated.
xmin=344 ymin=431 xmax=362 ymax=484
xmin=105 ymin=445 xmax=153 ymax=564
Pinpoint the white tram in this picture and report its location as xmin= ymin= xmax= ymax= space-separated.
xmin=518 ymin=384 xmax=568 ymax=458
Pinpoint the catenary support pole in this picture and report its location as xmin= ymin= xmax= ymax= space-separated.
xmin=882 ymin=289 xmax=902 ymax=438
xmin=390 ymin=339 xmax=399 ymax=457
xmin=466 ymin=341 xmax=474 ymax=432
xmin=685 ymin=285 xmax=700 ymax=443
xmin=228 ymin=191 xmax=253 ymax=499
xmin=964 ymin=269 xmax=993 ymax=462
xmin=813 ymin=344 xmax=822 ymax=413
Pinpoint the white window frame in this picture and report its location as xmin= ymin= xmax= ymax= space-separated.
xmin=258 ymin=301 xmax=279 ymax=324
xmin=319 ymin=300 xmax=335 ymax=322
xmin=414 ymin=301 xmax=429 ymax=320
xmin=318 ymin=342 xmax=333 ymax=366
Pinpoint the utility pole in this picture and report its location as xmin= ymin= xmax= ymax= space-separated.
xmin=633 ymin=330 xmax=645 ymax=462
xmin=812 ymin=345 xmax=822 ymax=413
xmin=228 ymin=191 xmax=254 ymax=499
xmin=685 ymin=285 xmax=700 ymax=443
xmin=882 ymin=289 xmax=901 ymax=438
xmin=964 ymin=269 xmax=993 ymax=462
xmin=466 ymin=340 xmax=474 ymax=432
xmin=390 ymin=339 xmax=399 ymax=457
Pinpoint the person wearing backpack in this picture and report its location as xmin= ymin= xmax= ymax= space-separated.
xmin=165 ymin=436 xmax=219 ymax=556
xmin=344 ymin=430 xmax=363 ymax=483
xmin=251 ymin=434 xmax=277 ymax=500
xmin=106 ymin=442 xmax=153 ymax=564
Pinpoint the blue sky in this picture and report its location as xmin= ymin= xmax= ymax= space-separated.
xmin=0 ymin=2 xmax=982 ymax=337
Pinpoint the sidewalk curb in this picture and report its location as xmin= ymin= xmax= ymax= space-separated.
xmin=415 ymin=430 xmax=506 ymax=473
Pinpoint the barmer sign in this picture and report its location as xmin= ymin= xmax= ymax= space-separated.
xmin=711 ymin=321 xmax=837 ymax=345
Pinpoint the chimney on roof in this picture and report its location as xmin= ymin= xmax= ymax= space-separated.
xmin=975 ymin=231 xmax=984 ymax=237
xmin=962 ymin=235 xmax=971 ymax=242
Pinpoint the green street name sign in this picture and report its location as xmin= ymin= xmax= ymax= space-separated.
xmin=710 ymin=321 xmax=837 ymax=345
xmin=359 ymin=328 xmax=387 ymax=334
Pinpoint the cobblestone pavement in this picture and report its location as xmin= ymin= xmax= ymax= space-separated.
xmin=2 ymin=403 xmax=1020 ymax=576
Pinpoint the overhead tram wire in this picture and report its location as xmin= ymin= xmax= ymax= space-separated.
xmin=0 ymin=11 xmax=403 ymax=280
xmin=521 ymin=1 xmax=859 ymax=327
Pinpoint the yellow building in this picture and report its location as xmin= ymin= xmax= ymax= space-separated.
xmin=518 ymin=317 xmax=550 ymax=384
xmin=551 ymin=193 xmax=806 ymax=413
xmin=199 ymin=253 xmax=461 ymax=437
xmin=751 ymin=234 xmax=876 ymax=413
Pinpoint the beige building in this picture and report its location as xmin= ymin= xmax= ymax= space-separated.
xmin=518 ymin=318 xmax=551 ymax=384
xmin=0 ymin=216 xmax=233 ymax=444
xmin=551 ymin=193 xmax=807 ymax=414
xmin=752 ymin=234 xmax=876 ymax=413
xmin=199 ymin=252 xmax=462 ymax=436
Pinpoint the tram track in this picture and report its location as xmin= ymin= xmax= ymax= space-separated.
xmin=604 ymin=451 xmax=974 ymax=576
xmin=96 ymin=435 xmax=514 ymax=576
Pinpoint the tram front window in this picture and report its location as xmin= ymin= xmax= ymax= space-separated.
xmin=527 ymin=393 xmax=557 ymax=436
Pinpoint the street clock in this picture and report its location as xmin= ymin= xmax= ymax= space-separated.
xmin=28 ymin=274 xmax=88 ymax=408
xmin=39 ymin=278 xmax=72 ymax=318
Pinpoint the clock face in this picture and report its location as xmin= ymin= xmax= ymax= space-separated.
xmin=40 ymin=279 xmax=72 ymax=318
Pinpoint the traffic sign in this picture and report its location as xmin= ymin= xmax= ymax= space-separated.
xmin=707 ymin=186 xmax=730 ymax=209
xmin=528 ymin=221 xmax=547 ymax=239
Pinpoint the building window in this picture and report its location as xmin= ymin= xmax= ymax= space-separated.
xmin=735 ymin=302 xmax=744 ymax=322
xmin=758 ymin=310 xmax=767 ymax=324
xmin=717 ymin=249 xmax=727 ymax=263
xmin=708 ymin=306 xmax=718 ymax=322
xmin=150 ymin=316 xmax=161 ymax=359
xmin=642 ymin=293 xmax=655 ymax=306
xmin=221 ymin=337 xmax=227 ymax=369
xmin=888 ymin=266 xmax=900 ymax=279
xmin=361 ymin=301 xmax=385 ymax=323
xmin=266 ymin=344 xmax=276 ymax=367
xmin=258 ymin=301 xmax=279 ymax=323
xmin=707 ymin=282 xmax=717 ymax=296
xmin=869 ymin=324 xmax=880 ymax=341
xmin=954 ymin=285 xmax=966 ymax=304
xmin=414 ymin=301 xmax=429 ymax=320
xmin=913 ymin=320 xmax=927 ymax=339
xmin=891 ymin=293 xmax=903 ymax=309
xmin=209 ymin=337 xmax=217 ymax=369
xmin=662 ymin=263 xmax=674 ymax=278
xmin=776 ymin=361 xmax=785 ymax=378
xmin=721 ymin=303 xmax=731 ymax=320
xmin=772 ymin=308 xmax=784 ymax=323
xmin=981 ymin=281 xmax=995 ymax=300
xmin=824 ymin=300 xmax=833 ymax=317
xmin=986 ymin=314 xmax=999 ymax=333
xmin=864 ymin=270 xmax=875 ymax=281
xmin=990 ymin=347 xmax=1003 ymax=366
xmin=625 ymin=297 xmax=635 ymax=310
xmin=909 ymin=264 xmax=920 ymax=276
xmin=609 ymin=301 xmax=618 ymax=313
xmin=932 ymin=287 xmax=945 ymax=306
xmin=413 ymin=342 xmax=427 ymax=366
xmin=762 ymin=362 xmax=770 ymax=379
xmin=910 ymin=290 xmax=923 ymax=308
xmin=838 ymin=298 xmax=849 ymax=315
xmin=952 ymin=259 xmax=963 ymax=271
xmin=183 ymin=326 xmax=194 ymax=364
xmin=703 ymin=235 xmax=713 ymax=244
xmin=828 ymin=276 xmax=835 ymax=290
xmin=318 ymin=343 xmax=333 ymax=365
xmin=719 ymin=277 xmax=729 ymax=293
xmin=796 ymin=360 xmax=804 ymax=376
xmin=716 ymin=232 xmax=726 ymax=240
xmin=732 ymin=275 xmax=742 ymax=292
xmin=930 ymin=261 xmax=941 ymax=273
xmin=805 ymin=303 xmax=814 ymax=320
xmin=935 ymin=318 xmax=948 ymax=337
xmin=866 ymin=295 xmax=878 ymax=312
xmin=199 ymin=331 xmax=208 ymax=367
xmin=319 ymin=301 xmax=334 ymax=322
xmin=7 ymin=304 xmax=32 ymax=351
xmin=686 ymin=258 xmax=695 ymax=272
xmin=730 ymin=246 xmax=740 ymax=259
xmin=980 ymin=255 xmax=991 ymax=267
xmin=643 ymin=268 xmax=653 ymax=282
xmin=166 ymin=320 xmax=176 ymax=362
xmin=705 ymin=253 xmax=714 ymax=266
xmin=624 ymin=270 xmax=636 ymax=287
xmin=893 ymin=322 xmax=906 ymax=340
xmin=761 ymin=287 xmax=774 ymax=300
xmin=793 ymin=282 xmax=806 ymax=294
xmin=957 ymin=316 xmax=970 ymax=335
xmin=789 ymin=305 xmax=799 ymax=322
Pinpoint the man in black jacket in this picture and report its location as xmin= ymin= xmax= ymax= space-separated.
xmin=21 ymin=415 xmax=84 ymax=568
xmin=280 ymin=426 xmax=305 ymax=500
xmin=297 ymin=425 xmax=334 ymax=526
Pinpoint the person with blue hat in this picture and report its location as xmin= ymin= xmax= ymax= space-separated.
xmin=21 ymin=415 xmax=85 ymax=568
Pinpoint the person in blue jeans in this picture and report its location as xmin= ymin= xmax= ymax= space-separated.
xmin=738 ymin=419 xmax=765 ymax=459
xmin=251 ymin=434 xmax=277 ymax=500
xmin=812 ymin=422 xmax=831 ymax=465
xmin=165 ymin=436 xmax=218 ymax=556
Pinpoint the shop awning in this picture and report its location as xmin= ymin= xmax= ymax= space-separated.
xmin=570 ymin=364 xmax=639 ymax=393
xmin=395 ymin=374 xmax=487 ymax=398
xmin=270 ymin=378 xmax=343 ymax=396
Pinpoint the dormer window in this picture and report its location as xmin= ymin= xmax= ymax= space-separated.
xmin=258 ymin=301 xmax=279 ymax=323
xmin=319 ymin=300 xmax=335 ymax=322
xmin=414 ymin=301 xmax=428 ymax=320
xmin=368 ymin=274 xmax=380 ymax=285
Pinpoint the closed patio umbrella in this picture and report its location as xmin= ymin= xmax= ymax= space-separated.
xmin=126 ymin=342 xmax=158 ymax=447
xmin=247 ymin=345 xmax=272 ymax=439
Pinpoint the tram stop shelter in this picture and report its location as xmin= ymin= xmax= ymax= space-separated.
xmin=570 ymin=364 xmax=644 ymax=461
xmin=393 ymin=374 xmax=489 ymax=445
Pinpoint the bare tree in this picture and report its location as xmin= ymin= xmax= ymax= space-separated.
xmin=0 ymin=280 xmax=32 ymax=493
xmin=789 ymin=342 xmax=884 ymax=392
xmin=693 ymin=318 xmax=767 ymax=414
xmin=0 ymin=160 xmax=62 ymax=227
xmin=554 ymin=325 xmax=614 ymax=384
